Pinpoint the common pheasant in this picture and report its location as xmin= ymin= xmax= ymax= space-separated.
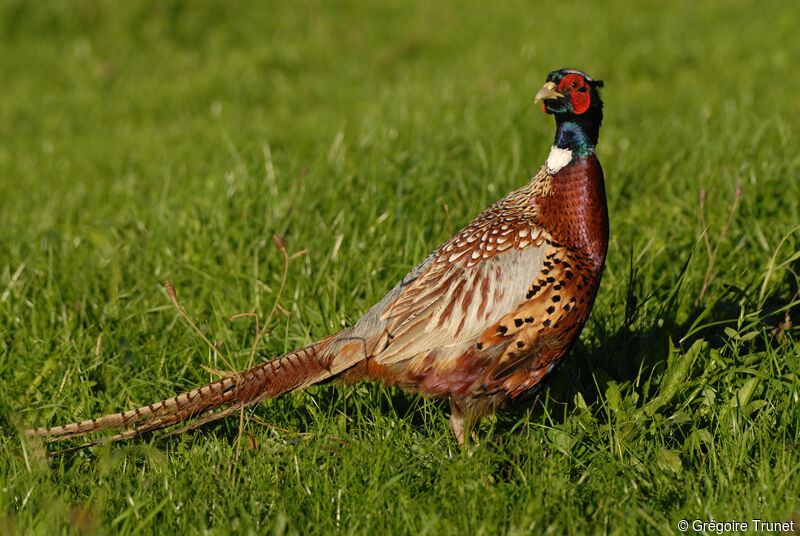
xmin=25 ymin=68 xmax=608 ymax=449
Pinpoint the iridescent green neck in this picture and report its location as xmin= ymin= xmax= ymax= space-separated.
xmin=553 ymin=99 xmax=603 ymax=157
xmin=553 ymin=119 xmax=597 ymax=157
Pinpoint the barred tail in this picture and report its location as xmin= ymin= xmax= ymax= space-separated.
xmin=24 ymin=334 xmax=339 ymax=445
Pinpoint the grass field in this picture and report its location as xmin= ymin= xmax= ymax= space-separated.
xmin=2 ymin=0 xmax=799 ymax=534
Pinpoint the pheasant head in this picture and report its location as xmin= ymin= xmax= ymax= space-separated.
xmin=535 ymin=68 xmax=604 ymax=156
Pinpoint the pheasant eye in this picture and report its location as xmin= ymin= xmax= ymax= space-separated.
xmin=558 ymin=74 xmax=584 ymax=93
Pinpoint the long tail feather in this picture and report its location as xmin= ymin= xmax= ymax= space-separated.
xmin=25 ymin=334 xmax=338 ymax=444
xmin=49 ymin=406 xmax=246 ymax=456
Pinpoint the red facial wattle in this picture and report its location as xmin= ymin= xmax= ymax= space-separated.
xmin=557 ymin=73 xmax=591 ymax=115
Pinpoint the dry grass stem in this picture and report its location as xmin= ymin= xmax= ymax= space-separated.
xmin=231 ymin=235 xmax=304 ymax=479
xmin=697 ymin=185 xmax=743 ymax=304
xmin=165 ymin=281 xmax=237 ymax=373
xmin=441 ymin=199 xmax=453 ymax=236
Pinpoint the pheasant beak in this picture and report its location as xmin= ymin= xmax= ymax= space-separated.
xmin=534 ymin=82 xmax=563 ymax=102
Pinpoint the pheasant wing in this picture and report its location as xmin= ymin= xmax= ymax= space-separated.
xmin=371 ymin=198 xmax=551 ymax=364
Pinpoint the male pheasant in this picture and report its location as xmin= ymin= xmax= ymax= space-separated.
xmin=26 ymin=68 xmax=608 ymax=448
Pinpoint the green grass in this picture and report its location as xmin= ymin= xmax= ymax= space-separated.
xmin=2 ymin=0 xmax=799 ymax=534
